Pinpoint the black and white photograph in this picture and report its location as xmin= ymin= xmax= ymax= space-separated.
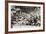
xmin=8 ymin=3 xmax=44 ymax=32
xmin=11 ymin=6 xmax=41 ymax=28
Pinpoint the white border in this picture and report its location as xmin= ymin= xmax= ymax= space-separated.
xmin=8 ymin=3 xmax=43 ymax=32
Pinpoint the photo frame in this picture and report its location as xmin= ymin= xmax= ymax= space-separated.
xmin=5 ymin=0 xmax=45 ymax=34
